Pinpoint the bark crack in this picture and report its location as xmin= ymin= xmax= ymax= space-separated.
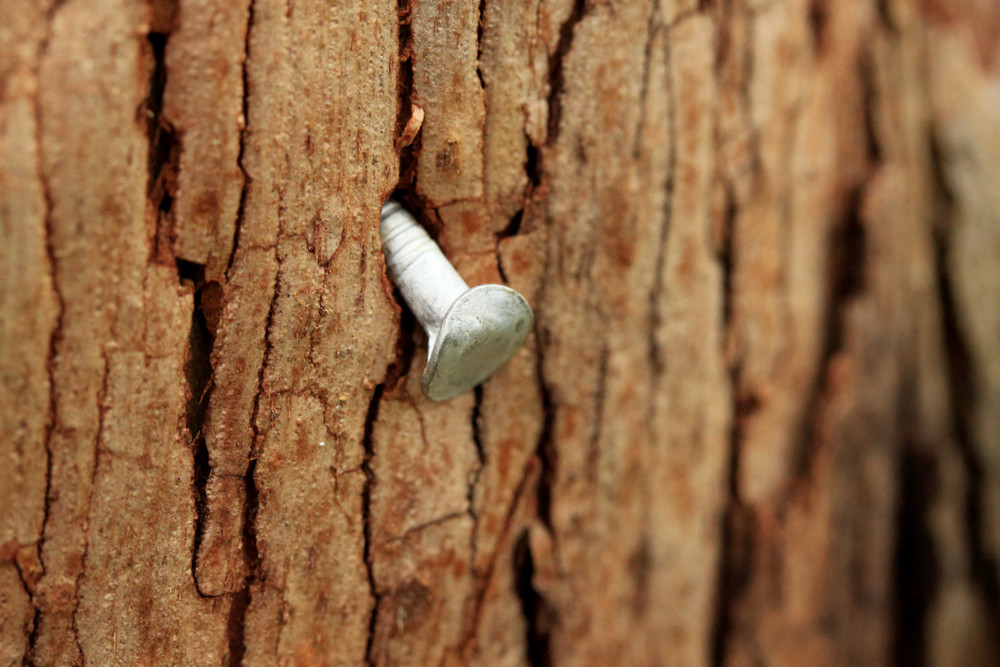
xmin=461 ymin=457 xmax=542 ymax=654
xmin=475 ymin=0 xmax=487 ymax=92
xmin=226 ymin=455 xmax=256 ymax=667
xmin=361 ymin=384 xmax=386 ymax=667
xmin=513 ymin=319 xmax=559 ymax=663
xmin=221 ymin=3 xmax=256 ymax=663
xmin=710 ymin=6 xmax=754 ymax=662
xmin=69 ymin=351 xmax=112 ymax=661
xmin=225 ymin=256 xmax=276 ymax=663
xmin=495 ymin=208 xmax=523 ymax=284
xmin=514 ymin=529 xmax=554 ymax=667
xmin=11 ymin=558 xmax=33 ymax=602
xmin=393 ymin=0 xmax=419 ymax=196
xmin=29 ymin=3 xmax=68 ymax=660
xmin=145 ymin=29 xmax=179 ymax=266
xmin=227 ymin=245 xmax=278 ymax=663
xmin=645 ymin=19 xmax=674 ymax=429
xmin=225 ymin=0 xmax=255 ymax=282
xmin=523 ymin=14 xmax=575 ymax=628
xmin=632 ymin=0 xmax=663 ymax=159
xmin=789 ymin=37 xmax=881 ymax=490
xmin=585 ymin=345 xmax=608 ymax=483
xmin=790 ymin=183 xmax=868 ymax=485
xmin=710 ymin=358 xmax=756 ymax=667
xmin=524 ymin=135 xmax=541 ymax=190
xmin=467 ymin=385 xmax=485 ymax=561
xmin=142 ymin=6 xmax=221 ymax=605
xmin=180 ymin=261 xmax=215 ymax=598
xmin=929 ymin=133 xmax=1000 ymax=635
xmin=893 ymin=376 xmax=938 ymax=667
xmin=532 ymin=331 xmax=556 ymax=533
xmin=379 ymin=512 xmax=467 ymax=548
xmin=711 ymin=197 xmax=751 ymax=667
xmin=546 ymin=0 xmax=588 ymax=143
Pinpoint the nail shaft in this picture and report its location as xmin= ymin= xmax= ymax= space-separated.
xmin=380 ymin=201 xmax=467 ymax=344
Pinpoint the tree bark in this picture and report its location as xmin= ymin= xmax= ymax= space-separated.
xmin=1 ymin=0 xmax=998 ymax=665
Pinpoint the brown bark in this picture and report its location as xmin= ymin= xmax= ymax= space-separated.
xmin=1 ymin=0 xmax=998 ymax=665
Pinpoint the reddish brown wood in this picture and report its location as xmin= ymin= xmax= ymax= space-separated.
xmin=1 ymin=0 xmax=998 ymax=665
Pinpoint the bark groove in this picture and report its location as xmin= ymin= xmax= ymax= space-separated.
xmin=1 ymin=0 xmax=998 ymax=665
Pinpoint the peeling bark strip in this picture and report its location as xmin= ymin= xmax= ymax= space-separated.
xmin=1 ymin=0 xmax=999 ymax=666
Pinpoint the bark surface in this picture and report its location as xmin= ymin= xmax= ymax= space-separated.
xmin=1 ymin=0 xmax=998 ymax=665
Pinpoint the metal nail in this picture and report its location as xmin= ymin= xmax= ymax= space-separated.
xmin=380 ymin=200 xmax=534 ymax=401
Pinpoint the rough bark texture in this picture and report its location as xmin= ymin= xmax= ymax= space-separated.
xmin=1 ymin=0 xmax=998 ymax=665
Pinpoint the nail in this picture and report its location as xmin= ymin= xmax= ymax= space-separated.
xmin=380 ymin=199 xmax=534 ymax=401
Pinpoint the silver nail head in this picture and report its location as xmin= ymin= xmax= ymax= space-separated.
xmin=380 ymin=200 xmax=534 ymax=401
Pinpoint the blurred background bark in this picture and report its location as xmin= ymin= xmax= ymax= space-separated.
xmin=1 ymin=0 xmax=998 ymax=665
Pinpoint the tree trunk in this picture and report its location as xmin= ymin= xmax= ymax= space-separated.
xmin=2 ymin=0 xmax=998 ymax=665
